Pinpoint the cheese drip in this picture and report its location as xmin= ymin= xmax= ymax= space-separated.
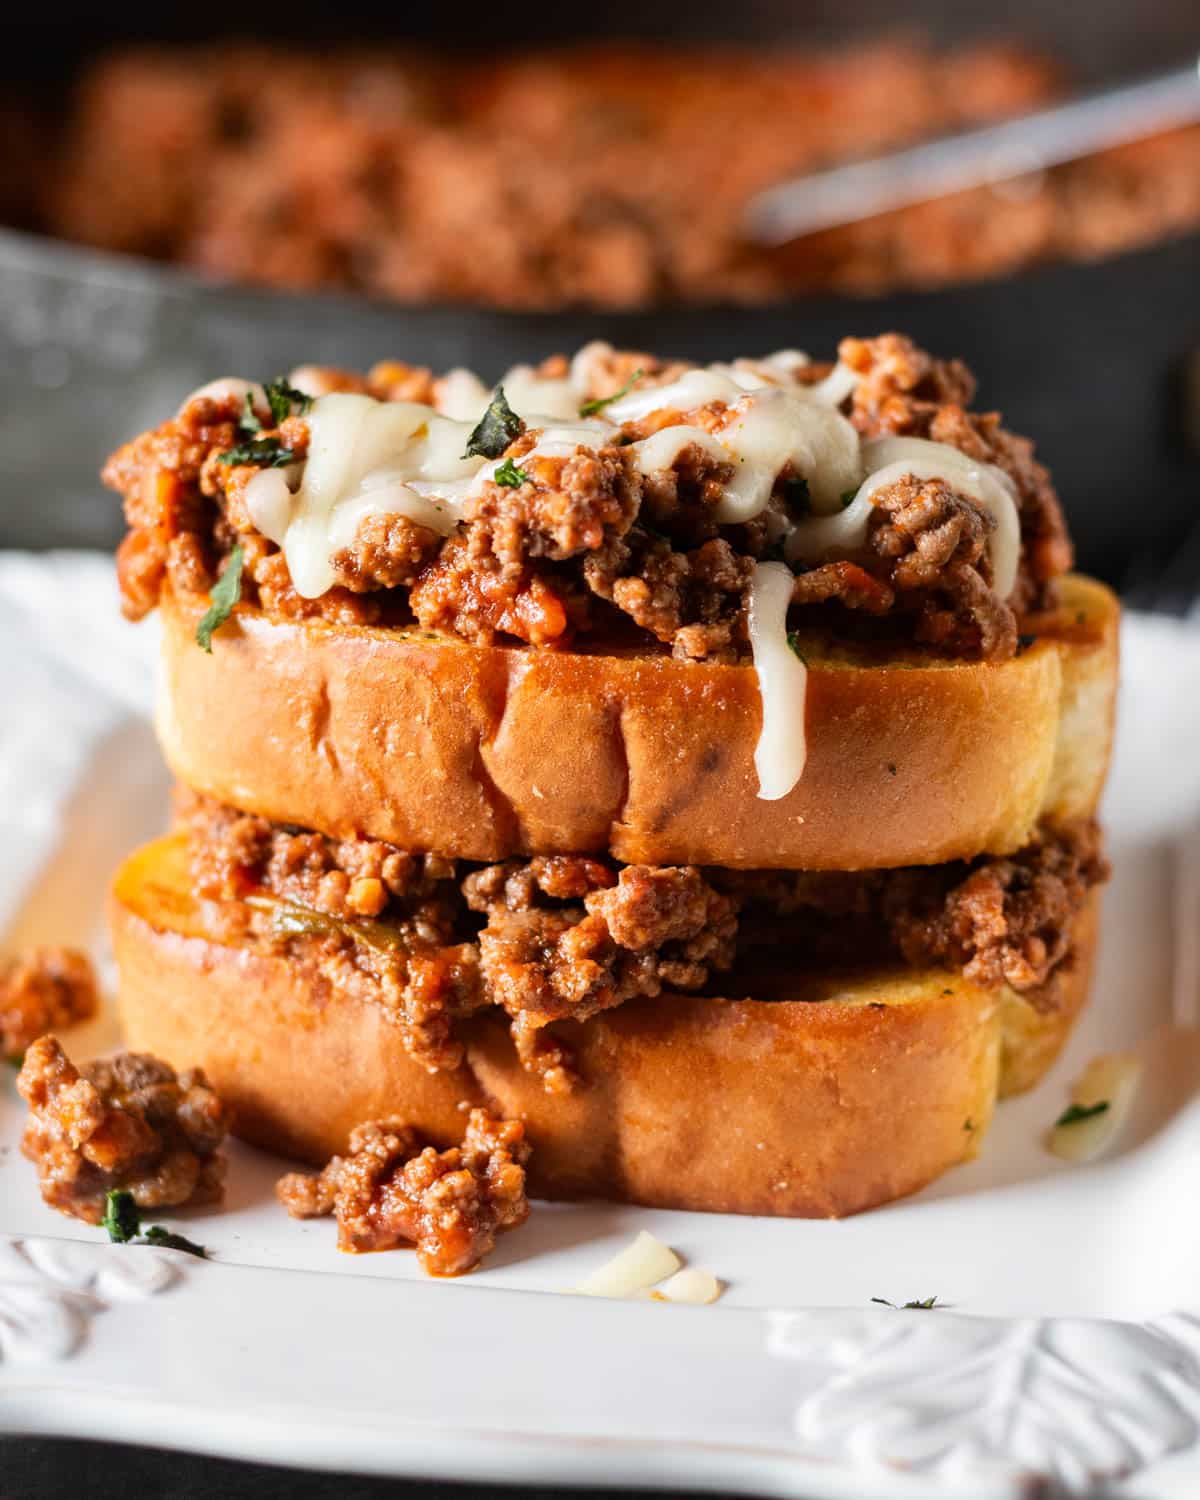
xmin=747 ymin=561 xmax=808 ymax=801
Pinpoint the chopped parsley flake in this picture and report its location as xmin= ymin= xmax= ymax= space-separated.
xmin=142 ymin=1226 xmax=209 ymax=1259
xmin=239 ymin=378 xmax=313 ymax=435
xmin=463 ymin=386 xmax=524 ymax=459
xmin=840 ymin=488 xmax=858 ymax=509
xmin=100 ymin=1189 xmax=208 ymax=1257
xmin=872 ymin=1296 xmax=940 ymax=1310
xmin=787 ymin=631 xmax=805 ymax=662
xmin=579 ymin=368 xmax=644 ymax=418
xmin=493 ymin=456 xmax=532 ymax=488
xmin=1055 ymin=1100 xmax=1110 ymax=1128
xmin=102 ymin=1189 xmax=141 ymax=1244
xmin=264 ymin=377 xmax=312 ymax=425
xmin=196 ymin=542 xmax=245 ymax=653
xmin=217 ymin=437 xmax=295 ymax=468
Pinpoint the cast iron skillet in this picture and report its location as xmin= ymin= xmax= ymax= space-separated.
xmin=0 ymin=225 xmax=1196 ymax=587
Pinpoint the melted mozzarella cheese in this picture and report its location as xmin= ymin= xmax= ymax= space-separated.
xmin=244 ymin=468 xmax=294 ymax=543
xmin=629 ymin=424 xmax=728 ymax=478
xmin=787 ymin=435 xmax=1021 ymax=599
xmin=710 ymin=351 xmax=809 ymax=390
xmin=605 ymin=367 xmax=739 ymax=422
xmin=807 ymin=360 xmax=860 ymax=407
xmin=438 ymin=341 xmax=617 ymax=426
xmin=495 ymin=364 xmax=582 ymax=422
xmin=274 ymin=393 xmax=485 ymax=597
xmin=286 ymin=366 xmax=347 ymax=400
xmin=223 ymin=351 xmax=1020 ymax=820
xmin=177 ymin=377 xmax=266 ymax=417
xmin=469 ymin=420 xmax=614 ymax=490
xmin=434 ymin=368 xmax=491 ymax=420
xmin=613 ymin=372 xmax=860 ymax=519
xmin=231 ymin=346 xmax=867 ymax=603
xmin=720 ymin=387 xmax=861 ymax=519
xmin=709 ymin=353 xmax=858 ymax=408
xmin=251 ymin=387 xmax=618 ymax=598
xmin=747 ymin=561 xmax=807 ymax=801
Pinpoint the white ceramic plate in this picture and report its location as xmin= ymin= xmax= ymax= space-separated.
xmin=2 ymin=554 xmax=1200 ymax=1499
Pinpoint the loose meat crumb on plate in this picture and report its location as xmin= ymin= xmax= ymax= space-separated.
xmin=18 ymin=1035 xmax=230 ymax=1224
xmin=0 ymin=947 xmax=99 ymax=1059
xmin=277 ymin=1108 xmax=531 ymax=1276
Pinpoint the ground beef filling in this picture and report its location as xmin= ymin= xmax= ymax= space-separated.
xmin=179 ymin=793 xmax=1107 ymax=1089
xmin=0 ymin=948 xmax=99 ymax=1060
xmin=104 ymin=336 xmax=1069 ymax=666
xmin=276 ymin=1109 xmax=530 ymax=1276
xmin=18 ymin=1036 xmax=230 ymax=1224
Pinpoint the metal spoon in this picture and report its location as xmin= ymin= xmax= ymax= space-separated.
xmin=745 ymin=56 xmax=1200 ymax=246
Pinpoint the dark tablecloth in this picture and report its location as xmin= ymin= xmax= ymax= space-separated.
xmin=0 ymin=1439 xmax=717 ymax=1500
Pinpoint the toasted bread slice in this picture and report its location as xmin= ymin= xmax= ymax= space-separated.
xmin=157 ymin=575 xmax=1117 ymax=870
xmin=111 ymin=834 xmax=1099 ymax=1218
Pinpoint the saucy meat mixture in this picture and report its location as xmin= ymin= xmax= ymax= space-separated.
xmin=105 ymin=334 xmax=1070 ymax=668
xmin=277 ymin=1109 xmax=530 ymax=1276
xmin=180 ymin=790 xmax=1108 ymax=1094
xmin=17 ymin=1032 xmax=524 ymax=1274
xmin=18 ymin=1035 xmax=230 ymax=1223
xmin=32 ymin=43 xmax=1200 ymax=308
xmin=1 ymin=948 xmax=98 ymax=1060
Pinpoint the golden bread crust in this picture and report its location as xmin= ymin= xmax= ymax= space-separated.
xmin=111 ymin=835 xmax=1099 ymax=1217
xmin=156 ymin=575 xmax=1118 ymax=870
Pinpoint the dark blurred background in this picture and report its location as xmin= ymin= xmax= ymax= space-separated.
xmin=1 ymin=0 xmax=1198 ymax=595
xmin=4 ymin=0 xmax=1199 ymax=75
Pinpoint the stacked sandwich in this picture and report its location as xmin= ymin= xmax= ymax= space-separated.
xmin=103 ymin=335 xmax=1117 ymax=1218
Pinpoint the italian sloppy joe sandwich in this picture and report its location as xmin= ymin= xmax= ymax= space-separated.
xmin=104 ymin=335 xmax=1118 ymax=1218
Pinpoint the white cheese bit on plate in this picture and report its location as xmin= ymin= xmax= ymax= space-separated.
xmin=569 ymin=1232 xmax=724 ymax=1304
xmin=642 ymin=1268 xmax=723 ymax=1305
xmin=1047 ymin=1053 xmax=1142 ymax=1162
xmin=570 ymin=1230 xmax=681 ymax=1298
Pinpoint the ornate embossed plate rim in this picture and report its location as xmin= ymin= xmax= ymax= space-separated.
xmin=3 ymin=1229 xmax=1200 ymax=1499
